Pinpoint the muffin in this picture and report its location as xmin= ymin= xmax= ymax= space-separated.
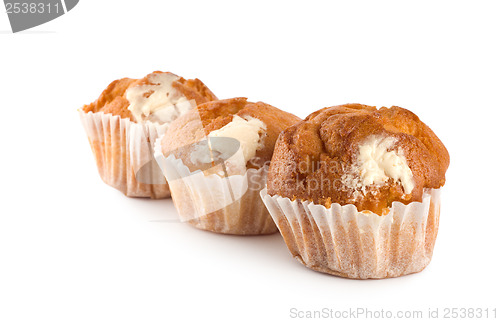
xmin=79 ymin=71 xmax=217 ymax=198
xmin=155 ymin=97 xmax=301 ymax=235
xmin=261 ymin=103 xmax=449 ymax=278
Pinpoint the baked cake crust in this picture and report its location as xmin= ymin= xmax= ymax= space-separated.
xmin=267 ymin=103 xmax=449 ymax=214
xmin=82 ymin=71 xmax=217 ymax=122
xmin=161 ymin=97 xmax=301 ymax=169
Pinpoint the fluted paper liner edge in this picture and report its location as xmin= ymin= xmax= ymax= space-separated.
xmin=79 ymin=110 xmax=170 ymax=199
xmin=260 ymin=188 xmax=441 ymax=279
xmin=154 ymin=136 xmax=277 ymax=235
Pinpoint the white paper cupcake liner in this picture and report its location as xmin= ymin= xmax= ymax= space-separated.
xmin=260 ymin=188 xmax=441 ymax=279
xmin=79 ymin=110 xmax=170 ymax=198
xmin=154 ymin=140 xmax=277 ymax=235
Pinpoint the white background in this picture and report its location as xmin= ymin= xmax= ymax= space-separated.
xmin=1 ymin=1 xmax=499 ymax=321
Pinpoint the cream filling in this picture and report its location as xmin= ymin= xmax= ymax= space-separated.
xmin=125 ymin=72 xmax=191 ymax=124
xmin=357 ymin=136 xmax=414 ymax=194
xmin=190 ymin=115 xmax=267 ymax=172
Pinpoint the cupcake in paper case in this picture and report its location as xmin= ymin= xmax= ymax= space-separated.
xmin=261 ymin=103 xmax=449 ymax=278
xmin=79 ymin=71 xmax=218 ymax=198
xmin=155 ymin=97 xmax=301 ymax=235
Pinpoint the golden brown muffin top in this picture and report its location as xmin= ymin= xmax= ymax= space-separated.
xmin=267 ymin=103 xmax=449 ymax=214
xmin=82 ymin=71 xmax=217 ymax=122
xmin=161 ymin=97 xmax=301 ymax=172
